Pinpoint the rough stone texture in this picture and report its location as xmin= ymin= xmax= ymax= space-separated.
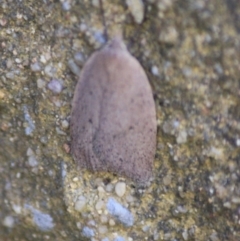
xmin=0 ymin=0 xmax=240 ymax=240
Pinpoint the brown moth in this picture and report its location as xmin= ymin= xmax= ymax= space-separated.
xmin=70 ymin=38 xmax=156 ymax=184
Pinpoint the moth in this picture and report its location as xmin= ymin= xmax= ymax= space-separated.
xmin=70 ymin=38 xmax=156 ymax=184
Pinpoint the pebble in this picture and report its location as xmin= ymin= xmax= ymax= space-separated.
xmin=151 ymin=65 xmax=159 ymax=76
xmin=142 ymin=225 xmax=150 ymax=232
xmin=79 ymin=23 xmax=87 ymax=32
xmin=182 ymin=230 xmax=188 ymax=240
xmin=61 ymin=120 xmax=69 ymax=129
xmin=208 ymin=147 xmax=223 ymax=160
xmin=0 ymin=90 xmax=5 ymax=99
xmin=93 ymin=31 xmax=107 ymax=46
xmin=40 ymin=55 xmax=47 ymax=64
xmin=125 ymin=194 xmax=134 ymax=203
xmin=40 ymin=136 xmax=48 ymax=144
xmin=6 ymin=72 xmax=15 ymax=80
xmin=74 ymin=196 xmax=87 ymax=212
xmin=25 ymin=205 xmax=55 ymax=231
xmin=114 ymin=237 xmax=125 ymax=241
xmin=159 ymin=26 xmax=178 ymax=45
xmin=47 ymin=79 xmax=63 ymax=94
xmin=163 ymin=174 xmax=172 ymax=185
xmin=101 ymin=238 xmax=109 ymax=241
xmin=15 ymin=58 xmax=21 ymax=64
xmin=236 ymin=138 xmax=240 ymax=146
xmin=98 ymin=225 xmax=108 ymax=234
xmin=157 ymin=0 xmax=173 ymax=11
xmin=26 ymin=147 xmax=34 ymax=156
xmin=95 ymin=199 xmax=105 ymax=210
xmin=62 ymin=0 xmax=71 ymax=11
xmin=106 ymin=198 xmax=134 ymax=227
xmin=74 ymin=52 xmax=85 ymax=66
xmin=115 ymin=182 xmax=126 ymax=197
xmin=105 ymin=183 xmax=114 ymax=193
xmin=6 ymin=59 xmax=13 ymax=68
xmin=109 ymin=219 xmax=115 ymax=226
xmin=176 ymin=130 xmax=187 ymax=144
xmin=2 ymin=216 xmax=15 ymax=228
xmin=72 ymin=177 xmax=79 ymax=182
xmin=37 ymin=78 xmax=46 ymax=89
xmin=23 ymin=106 xmax=35 ymax=135
xmin=44 ymin=65 xmax=56 ymax=77
xmin=98 ymin=186 xmax=105 ymax=195
xmin=126 ymin=0 xmax=144 ymax=24
xmin=100 ymin=215 xmax=108 ymax=224
xmin=209 ymin=232 xmax=220 ymax=241
xmin=28 ymin=155 xmax=38 ymax=167
xmin=30 ymin=62 xmax=41 ymax=72
xmin=68 ymin=59 xmax=81 ymax=76
xmin=92 ymin=0 xmax=100 ymax=7
xmin=12 ymin=204 xmax=22 ymax=214
xmin=82 ymin=226 xmax=95 ymax=238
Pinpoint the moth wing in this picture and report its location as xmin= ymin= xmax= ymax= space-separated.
xmin=70 ymin=51 xmax=108 ymax=171
xmin=92 ymin=42 xmax=156 ymax=183
xmin=71 ymin=39 xmax=156 ymax=183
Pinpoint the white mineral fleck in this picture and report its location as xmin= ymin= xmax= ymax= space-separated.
xmin=75 ymin=196 xmax=87 ymax=212
xmin=151 ymin=65 xmax=159 ymax=76
xmin=28 ymin=155 xmax=38 ymax=167
xmin=12 ymin=204 xmax=22 ymax=214
xmin=236 ymin=138 xmax=240 ymax=146
xmin=15 ymin=58 xmax=21 ymax=63
xmin=61 ymin=120 xmax=69 ymax=129
xmin=26 ymin=148 xmax=38 ymax=167
xmin=126 ymin=0 xmax=144 ymax=24
xmin=208 ymin=146 xmax=223 ymax=160
xmin=115 ymin=182 xmax=126 ymax=197
xmin=3 ymin=216 xmax=15 ymax=228
xmin=182 ymin=230 xmax=188 ymax=240
xmin=176 ymin=130 xmax=187 ymax=144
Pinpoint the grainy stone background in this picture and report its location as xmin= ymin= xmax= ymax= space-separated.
xmin=0 ymin=0 xmax=240 ymax=240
